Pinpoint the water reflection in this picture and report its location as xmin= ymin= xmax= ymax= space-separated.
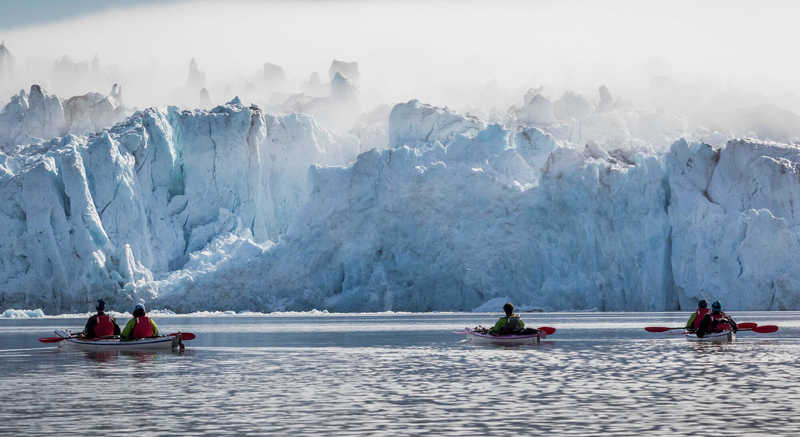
xmin=82 ymin=350 xmax=190 ymax=363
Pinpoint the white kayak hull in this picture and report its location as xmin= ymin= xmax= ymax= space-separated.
xmin=55 ymin=329 xmax=180 ymax=351
xmin=685 ymin=330 xmax=735 ymax=343
xmin=465 ymin=328 xmax=544 ymax=345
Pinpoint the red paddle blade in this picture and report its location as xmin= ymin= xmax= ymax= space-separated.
xmin=168 ymin=332 xmax=196 ymax=340
xmin=538 ymin=326 xmax=556 ymax=335
xmin=38 ymin=337 xmax=65 ymax=343
xmin=752 ymin=325 xmax=778 ymax=333
xmin=737 ymin=322 xmax=758 ymax=329
xmin=644 ymin=327 xmax=673 ymax=332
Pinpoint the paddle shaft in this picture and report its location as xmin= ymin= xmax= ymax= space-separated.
xmin=168 ymin=332 xmax=196 ymax=340
xmin=647 ymin=322 xmax=758 ymax=333
xmin=645 ymin=327 xmax=685 ymax=332
xmin=740 ymin=325 xmax=779 ymax=334
xmin=456 ymin=326 xmax=556 ymax=335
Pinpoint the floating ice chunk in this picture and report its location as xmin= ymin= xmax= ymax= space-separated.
xmin=1 ymin=308 xmax=45 ymax=318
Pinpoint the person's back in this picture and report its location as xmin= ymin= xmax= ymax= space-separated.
xmin=121 ymin=303 xmax=159 ymax=340
xmin=686 ymin=300 xmax=710 ymax=332
xmin=84 ymin=299 xmax=121 ymax=338
xmin=489 ymin=302 xmax=526 ymax=335
xmin=697 ymin=301 xmax=737 ymax=337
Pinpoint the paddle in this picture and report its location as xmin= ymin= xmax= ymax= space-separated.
xmin=168 ymin=332 xmax=196 ymax=340
xmin=737 ymin=322 xmax=758 ymax=329
xmin=454 ymin=327 xmax=555 ymax=335
xmin=644 ymin=326 xmax=685 ymax=333
xmin=741 ymin=325 xmax=778 ymax=334
xmin=38 ymin=332 xmax=82 ymax=343
xmin=38 ymin=336 xmax=69 ymax=343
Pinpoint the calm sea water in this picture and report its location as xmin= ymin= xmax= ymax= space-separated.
xmin=2 ymin=311 xmax=800 ymax=436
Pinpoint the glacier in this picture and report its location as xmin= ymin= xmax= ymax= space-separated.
xmin=2 ymin=92 xmax=800 ymax=313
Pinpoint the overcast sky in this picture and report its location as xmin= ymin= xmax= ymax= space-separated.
xmin=0 ymin=0 xmax=797 ymax=109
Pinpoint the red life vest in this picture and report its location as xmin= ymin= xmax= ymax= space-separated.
xmin=691 ymin=308 xmax=710 ymax=329
xmin=131 ymin=316 xmax=154 ymax=339
xmin=710 ymin=312 xmax=731 ymax=332
xmin=94 ymin=314 xmax=115 ymax=337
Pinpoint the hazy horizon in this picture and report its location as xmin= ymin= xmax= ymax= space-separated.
xmin=0 ymin=0 xmax=798 ymax=122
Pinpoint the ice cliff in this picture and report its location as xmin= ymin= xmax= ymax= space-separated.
xmin=2 ymin=97 xmax=800 ymax=313
xmin=0 ymin=98 xmax=351 ymax=311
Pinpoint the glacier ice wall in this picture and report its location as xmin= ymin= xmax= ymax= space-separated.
xmin=2 ymin=97 xmax=800 ymax=313
xmin=0 ymin=99 xmax=351 ymax=311
xmin=668 ymin=139 xmax=800 ymax=310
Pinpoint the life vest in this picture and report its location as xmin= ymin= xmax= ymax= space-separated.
xmin=94 ymin=314 xmax=115 ymax=337
xmin=131 ymin=316 xmax=154 ymax=339
xmin=691 ymin=308 xmax=710 ymax=330
xmin=709 ymin=312 xmax=731 ymax=332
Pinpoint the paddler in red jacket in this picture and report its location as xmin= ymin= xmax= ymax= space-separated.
xmin=685 ymin=300 xmax=710 ymax=332
xmin=121 ymin=303 xmax=159 ymax=340
xmin=697 ymin=300 xmax=738 ymax=337
xmin=83 ymin=299 xmax=121 ymax=338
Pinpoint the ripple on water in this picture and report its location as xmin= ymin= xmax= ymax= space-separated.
xmin=1 ymin=314 xmax=800 ymax=436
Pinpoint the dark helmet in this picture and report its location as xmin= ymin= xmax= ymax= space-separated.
xmin=711 ymin=301 xmax=722 ymax=311
xmin=96 ymin=299 xmax=106 ymax=312
xmin=503 ymin=302 xmax=514 ymax=316
xmin=698 ymin=300 xmax=707 ymax=309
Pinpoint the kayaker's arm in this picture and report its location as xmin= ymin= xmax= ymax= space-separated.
xmin=150 ymin=319 xmax=159 ymax=337
xmin=111 ymin=318 xmax=121 ymax=336
xmin=84 ymin=315 xmax=96 ymax=338
xmin=727 ymin=315 xmax=738 ymax=332
xmin=120 ymin=319 xmax=135 ymax=340
xmin=686 ymin=313 xmax=696 ymax=330
xmin=488 ymin=317 xmax=506 ymax=335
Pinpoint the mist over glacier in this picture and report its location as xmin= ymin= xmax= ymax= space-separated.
xmin=0 ymin=0 xmax=799 ymax=313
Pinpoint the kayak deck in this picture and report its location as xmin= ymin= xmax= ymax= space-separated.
xmin=685 ymin=330 xmax=735 ymax=343
xmin=465 ymin=327 xmax=545 ymax=345
xmin=55 ymin=329 xmax=181 ymax=351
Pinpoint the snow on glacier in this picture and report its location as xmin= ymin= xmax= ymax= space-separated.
xmin=2 ymin=94 xmax=800 ymax=313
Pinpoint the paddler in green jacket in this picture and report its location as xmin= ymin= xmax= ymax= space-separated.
xmin=121 ymin=303 xmax=159 ymax=340
xmin=489 ymin=302 xmax=527 ymax=335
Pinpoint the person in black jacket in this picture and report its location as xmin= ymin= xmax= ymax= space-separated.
xmin=696 ymin=301 xmax=737 ymax=338
xmin=83 ymin=299 xmax=121 ymax=338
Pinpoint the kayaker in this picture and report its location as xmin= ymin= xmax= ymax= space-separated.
xmin=696 ymin=300 xmax=738 ymax=337
xmin=121 ymin=303 xmax=159 ymax=340
xmin=685 ymin=300 xmax=710 ymax=332
xmin=83 ymin=299 xmax=121 ymax=339
xmin=489 ymin=302 xmax=534 ymax=335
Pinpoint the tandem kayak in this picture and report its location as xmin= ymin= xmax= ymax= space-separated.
xmin=464 ymin=327 xmax=546 ymax=345
xmin=54 ymin=329 xmax=183 ymax=351
xmin=685 ymin=330 xmax=735 ymax=343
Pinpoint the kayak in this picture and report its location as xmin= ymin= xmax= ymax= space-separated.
xmin=685 ymin=330 xmax=735 ymax=343
xmin=464 ymin=327 xmax=545 ymax=345
xmin=54 ymin=329 xmax=182 ymax=351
